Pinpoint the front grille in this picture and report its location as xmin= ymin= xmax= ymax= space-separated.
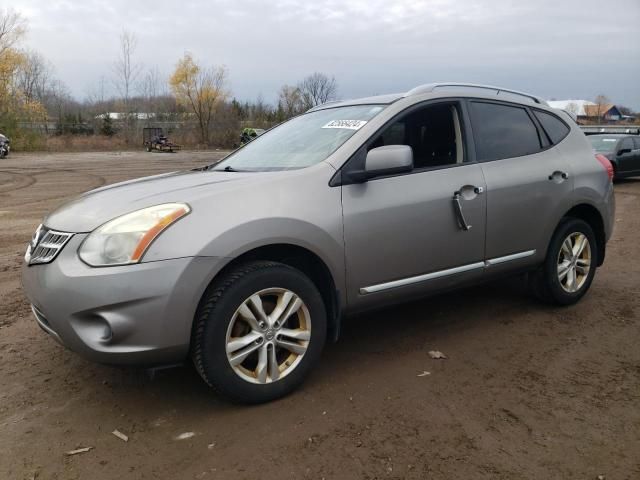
xmin=27 ymin=225 xmax=73 ymax=265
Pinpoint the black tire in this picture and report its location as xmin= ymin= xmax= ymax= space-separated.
xmin=530 ymin=217 xmax=597 ymax=305
xmin=191 ymin=261 xmax=327 ymax=404
xmin=146 ymin=145 xmax=152 ymax=152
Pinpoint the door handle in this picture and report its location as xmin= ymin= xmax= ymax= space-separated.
xmin=548 ymin=170 xmax=569 ymax=181
xmin=453 ymin=191 xmax=472 ymax=231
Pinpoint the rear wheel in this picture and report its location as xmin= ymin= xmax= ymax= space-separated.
xmin=530 ymin=218 xmax=597 ymax=305
xmin=191 ymin=261 xmax=326 ymax=404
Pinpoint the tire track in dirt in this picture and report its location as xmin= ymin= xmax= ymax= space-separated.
xmin=0 ymin=168 xmax=107 ymax=209
xmin=0 ymin=171 xmax=37 ymax=194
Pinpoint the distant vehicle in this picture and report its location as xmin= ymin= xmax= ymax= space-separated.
xmin=22 ymin=83 xmax=615 ymax=404
xmin=589 ymin=134 xmax=640 ymax=179
xmin=0 ymin=133 xmax=10 ymax=158
xmin=143 ymin=127 xmax=181 ymax=153
xmin=239 ymin=127 xmax=266 ymax=146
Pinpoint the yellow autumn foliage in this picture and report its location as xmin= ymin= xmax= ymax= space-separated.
xmin=0 ymin=42 xmax=46 ymax=122
xmin=169 ymin=53 xmax=228 ymax=145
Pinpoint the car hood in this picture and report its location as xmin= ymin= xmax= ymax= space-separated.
xmin=44 ymin=169 xmax=270 ymax=232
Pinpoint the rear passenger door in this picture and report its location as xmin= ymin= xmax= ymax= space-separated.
xmin=617 ymin=137 xmax=639 ymax=174
xmin=468 ymin=101 xmax=573 ymax=269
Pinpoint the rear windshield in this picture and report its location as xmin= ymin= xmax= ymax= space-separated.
xmin=589 ymin=137 xmax=619 ymax=153
xmin=213 ymin=105 xmax=385 ymax=171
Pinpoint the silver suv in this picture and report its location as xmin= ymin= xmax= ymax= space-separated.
xmin=22 ymin=83 xmax=615 ymax=403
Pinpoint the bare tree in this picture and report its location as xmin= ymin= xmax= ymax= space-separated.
xmin=298 ymin=72 xmax=337 ymax=109
xmin=592 ymin=94 xmax=611 ymax=123
xmin=0 ymin=8 xmax=26 ymax=56
xmin=112 ymin=30 xmax=141 ymax=142
xmin=138 ymin=66 xmax=164 ymax=114
xmin=277 ymin=84 xmax=304 ymax=119
xmin=16 ymin=50 xmax=51 ymax=103
xmin=97 ymin=75 xmax=107 ymax=104
xmin=84 ymin=75 xmax=110 ymax=119
xmin=564 ymin=102 xmax=579 ymax=116
xmin=112 ymin=29 xmax=141 ymax=112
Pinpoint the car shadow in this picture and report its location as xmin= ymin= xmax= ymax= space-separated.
xmin=101 ymin=274 xmax=536 ymax=410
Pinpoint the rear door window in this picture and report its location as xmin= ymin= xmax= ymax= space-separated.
xmin=533 ymin=110 xmax=570 ymax=145
xmin=469 ymin=102 xmax=542 ymax=161
xmin=619 ymin=137 xmax=634 ymax=153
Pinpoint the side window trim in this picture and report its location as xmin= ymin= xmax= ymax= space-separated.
xmin=526 ymin=107 xmax=550 ymax=149
xmin=330 ymin=98 xmax=475 ymax=186
xmin=451 ymin=105 xmax=464 ymax=164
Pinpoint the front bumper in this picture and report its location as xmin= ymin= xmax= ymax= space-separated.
xmin=21 ymin=234 xmax=225 ymax=366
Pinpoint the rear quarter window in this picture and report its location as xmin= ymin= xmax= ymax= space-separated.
xmin=469 ymin=102 xmax=542 ymax=161
xmin=619 ymin=138 xmax=634 ymax=151
xmin=533 ymin=110 xmax=570 ymax=145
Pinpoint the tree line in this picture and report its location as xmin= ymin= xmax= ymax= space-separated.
xmin=0 ymin=8 xmax=339 ymax=150
xmin=3 ymin=7 xmax=636 ymax=151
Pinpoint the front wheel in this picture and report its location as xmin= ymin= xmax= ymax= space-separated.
xmin=191 ymin=261 xmax=327 ymax=404
xmin=530 ymin=218 xmax=597 ymax=305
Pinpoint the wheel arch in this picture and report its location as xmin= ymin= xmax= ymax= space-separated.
xmin=204 ymin=243 xmax=342 ymax=342
xmin=561 ymin=203 xmax=606 ymax=266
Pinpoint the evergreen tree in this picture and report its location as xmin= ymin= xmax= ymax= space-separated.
xmin=100 ymin=113 xmax=115 ymax=136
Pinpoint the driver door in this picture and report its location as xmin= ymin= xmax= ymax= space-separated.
xmin=340 ymin=101 xmax=487 ymax=311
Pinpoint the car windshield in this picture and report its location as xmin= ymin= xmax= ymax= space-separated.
xmin=212 ymin=105 xmax=385 ymax=171
xmin=589 ymin=136 xmax=619 ymax=153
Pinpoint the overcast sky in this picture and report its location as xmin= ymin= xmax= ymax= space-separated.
xmin=15 ymin=0 xmax=640 ymax=108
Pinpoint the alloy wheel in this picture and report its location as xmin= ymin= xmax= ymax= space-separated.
xmin=557 ymin=232 xmax=591 ymax=293
xmin=225 ymin=288 xmax=311 ymax=384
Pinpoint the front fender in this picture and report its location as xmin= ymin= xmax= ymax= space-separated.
xmin=198 ymin=217 xmax=345 ymax=292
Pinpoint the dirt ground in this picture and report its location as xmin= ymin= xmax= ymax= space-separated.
xmin=0 ymin=151 xmax=638 ymax=480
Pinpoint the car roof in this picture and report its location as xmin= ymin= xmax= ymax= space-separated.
xmin=307 ymin=93 xmax=404 ymax=111
xmin=308 ymin=82 xmax=547 ymax=112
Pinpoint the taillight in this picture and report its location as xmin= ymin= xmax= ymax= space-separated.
xmin=595 ymin=154 xmax=614 ymax=181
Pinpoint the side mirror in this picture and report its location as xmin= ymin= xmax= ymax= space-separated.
xmin=617 ymin=148 xmax=631 ymax=156
xmin=348 ymin=145 xmax=413 ymax=183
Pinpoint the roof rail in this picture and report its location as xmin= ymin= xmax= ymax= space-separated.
xmin=405 ymin=83 xmax=546 ymax=105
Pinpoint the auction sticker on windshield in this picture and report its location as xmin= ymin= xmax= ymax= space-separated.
xmin=322 ymin=120 xmax=367 ymax=130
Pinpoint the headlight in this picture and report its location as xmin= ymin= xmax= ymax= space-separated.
xmin=79 ymin=203 xmax=190 ymax=266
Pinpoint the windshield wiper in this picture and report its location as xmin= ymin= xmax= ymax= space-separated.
xmin=209 ymin=164 xmax=254 ymax=172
